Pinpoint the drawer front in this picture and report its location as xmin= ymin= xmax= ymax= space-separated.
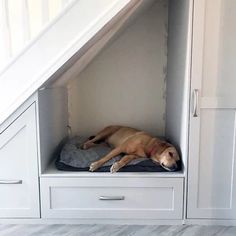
xmin=0 ymin=104 xmax=40 ymax=218
xmin=41 ymin=177 xmax=184 ymax=219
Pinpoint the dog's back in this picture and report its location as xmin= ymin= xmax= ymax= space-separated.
xmin=106 ymin=126 xmax=142 ymax=147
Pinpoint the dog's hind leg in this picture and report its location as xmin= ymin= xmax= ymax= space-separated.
xmin=110 ymin=155 xmax=139 ymax=173
xmin=82 ymin=126 xmax=120 ymax=149
xmin=89 ymin=147 xmax=122 ymax=171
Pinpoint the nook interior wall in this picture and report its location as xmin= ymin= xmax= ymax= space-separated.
xmin=165 ymin=0 xmax=192 ymax=168
xmin=67 ymin=0 xmax=168 ymax=137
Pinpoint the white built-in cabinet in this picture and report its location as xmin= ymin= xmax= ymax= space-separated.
xmin=188 ymin=0 xmax=236 ymax=219
xmin=0 ymin=104 xmax=40 ymax=218
xmin=0 ymin=0 xmax=236 ymax=224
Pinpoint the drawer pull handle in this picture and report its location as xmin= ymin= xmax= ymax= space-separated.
xmin=99 ymin=196 xmax=125 ymax=201
xmin=0 ymin=180 xmax=22 ymax=184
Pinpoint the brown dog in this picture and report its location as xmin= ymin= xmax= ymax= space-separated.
xmin=82 ymin=125 xmax=180 ymax=173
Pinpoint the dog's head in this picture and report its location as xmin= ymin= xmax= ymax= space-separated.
xmin=150 ymin=145 xmax=180 ymax=171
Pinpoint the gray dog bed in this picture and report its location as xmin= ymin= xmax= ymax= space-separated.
xmin=55 ymin=136 xmax=181 ymax=172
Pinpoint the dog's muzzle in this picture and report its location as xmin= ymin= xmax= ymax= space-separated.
xmin=161 ymin=163 xmax=178 ymax=172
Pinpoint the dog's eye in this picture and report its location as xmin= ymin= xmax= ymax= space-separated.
xmin=168 ymin=151 xmax=173 ymax=157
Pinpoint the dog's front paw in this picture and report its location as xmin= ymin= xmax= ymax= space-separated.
xmin=79 ymin=144 xmax=85 ymax=149
xmin=89 ymin=161 xmax=100 ymax=172
xmin=110 ymin=162 xmax=121 ymax=173
xmin=81 ymin=143 xmax=89 ymax=150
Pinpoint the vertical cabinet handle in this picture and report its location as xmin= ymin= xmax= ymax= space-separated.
xmin=0 ymin=180 xmax=22 ymax=184
xmin=193 ymin=89 xmax=199 ymax=117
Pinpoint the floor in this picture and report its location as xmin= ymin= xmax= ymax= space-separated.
xmin=0 ymin=225 xmax=236 ymax=236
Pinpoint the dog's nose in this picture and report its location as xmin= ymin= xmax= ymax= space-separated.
xmin=169 ymin=164 xmax=177 ymax=171
xmin=170 ymin=163 xmax=178 ymax=170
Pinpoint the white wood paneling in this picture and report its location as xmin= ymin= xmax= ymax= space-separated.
xmin=21 ymin=0 xmax=30 ymax=41
xmin=0 ymin=0 xmax=71 ymax=69
xmin=0 ymin=104 xmax=40 ymax=218
xmin=0 ymin=93 xmax=37 ymax=134
xmin=201 ymin=0 xmax=236 ymax=98
xmin=197 ymin=110 xmax=236 ymax=210
xmin=188 ymin=109 xmax=236 ymax=219
xmin=48 ymin=0 xmax=62 ymax=21
xmin=0 ymin=0 xmax=12 ymax=62
xmin=7 ymin=0 xmax=24 ymax=54
xmin=28 ymin=0 xmax=43 ymax=38
xmin=188 ymin=0 xmax=236 ymax=219
xmin=41 ymin=177 xmax=184 ymax=219
xmin=41 ymin=0 xmax=50 ymax=25
xmin=37 ymin=88 xmax=68 ymax=174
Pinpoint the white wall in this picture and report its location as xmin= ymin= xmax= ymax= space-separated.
xmin=68 ymin=0 xmax=168 ymax=137
xmin=165 ymin=0 xmax=193 ymax=168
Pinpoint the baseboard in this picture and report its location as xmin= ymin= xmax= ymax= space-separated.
xmin=0 ymin=218 xmax=184 ymax=225
xmin=1 ymin=218 xmax=236 ymax=226
xmin=184 ymin=219 xmax=236 ymax=226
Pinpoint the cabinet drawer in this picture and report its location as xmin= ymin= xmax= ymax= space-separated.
xmin=41 ymin=177 xmax=183 ymax=219
xmin=0 ymin=104 xmax=40 ymax=218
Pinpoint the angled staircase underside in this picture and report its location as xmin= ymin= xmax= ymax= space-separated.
xmin=0 ymin=0 xmax=147 ymax=126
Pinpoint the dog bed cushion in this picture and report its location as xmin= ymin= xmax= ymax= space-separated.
xmin=55 ymin=136 xmax=181 ymax=172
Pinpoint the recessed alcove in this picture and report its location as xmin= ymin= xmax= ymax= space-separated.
xmin=37 ymin=0 xmax=191 ymax=176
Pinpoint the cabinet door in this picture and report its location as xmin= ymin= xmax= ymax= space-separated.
xmin=0 ymin=104 xmax=40 ymax=218
xmin=188 ymin=0 xmax=236 ymax=219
